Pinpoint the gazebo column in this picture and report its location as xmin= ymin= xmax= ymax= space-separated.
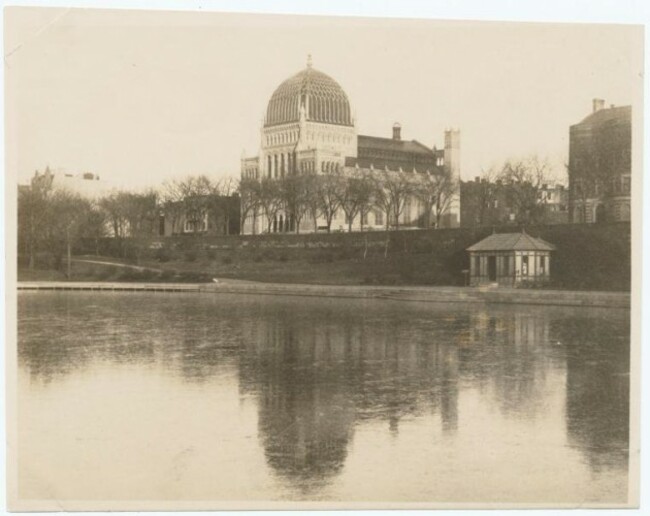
xmin=514 ymin=253 xmax=521 ymax=284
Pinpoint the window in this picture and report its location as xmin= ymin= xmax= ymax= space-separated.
xmin=522 ymin=256 xmax=529 ymax=276
xmin=540 ymin=256 xmax=546 ymax=274
xmin=374 ymin=210 xmax=384 ymax=226
xmin=503 ymin=255 xmax=510 ymax=275
xmin=474 ymin=256 xmax=481 ymax=276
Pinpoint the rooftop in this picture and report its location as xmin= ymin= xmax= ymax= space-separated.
xmin=357 ymin=135 xmax=435 ymax=156
xmin=467 ymin=232 xmax=556 ymax=252
xmin=576 ymin=105 xmax=631 ymax=126
xmin=265 ymin=62 xmax=352 ymax=127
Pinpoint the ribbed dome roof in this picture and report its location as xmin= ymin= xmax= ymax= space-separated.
xmin=265 ymin=64 xmax=353 ymax=127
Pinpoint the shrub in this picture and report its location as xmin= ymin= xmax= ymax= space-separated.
xmin=362 ymin=275 xmax=380 ymax=285
xmin=206 ymin=248 xmax=217 ymax=260
xmin=222 ymin=255 xmax=233 ymax=265
xmin=155 ymin=247 xmax=173 ymax=262
xmin=310 ymin=251 xmax=334 ymax=264
xmin=184 ymin=250 xmax=198 ymax=262
xmin=337 ymin=247 xmax=356 ymax=260
xmin=179 ymin=271 xmax=212 ymax=283
xmin=138 ymin=269 xmax=155 ymax=281
xmin=412 ymin=239 xmax=434 ymax=254
xmin=159 ymin=269 xmax=176 ymax=281
xmin=118 ymin=269 xmax=141 ymax=281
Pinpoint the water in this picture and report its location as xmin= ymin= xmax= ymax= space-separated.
xmin=17 ymin=291 xmax=630 ymax=504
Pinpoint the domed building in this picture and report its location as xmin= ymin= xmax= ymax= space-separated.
xmin=241 ymin=56 xmax=461 ymax=234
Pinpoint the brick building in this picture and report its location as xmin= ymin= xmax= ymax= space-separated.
xmin=568 ymin=99 xmax=631 ymax=223
xmin=460 ymin=179 xmax=568 ymax=228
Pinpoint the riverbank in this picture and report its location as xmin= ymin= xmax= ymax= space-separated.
xmin=70 ymin=221 xmax=631 ymax=291
xmin=17 ymin=280 xmax=630 ymax=309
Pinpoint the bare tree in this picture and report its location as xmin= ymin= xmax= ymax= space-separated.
xmin=472 ymin=167 xmax=500 ymax=227
xmin=278 ymin=174 xmax=311 ymax=233
xmin=372 ymin=169 xmax=415 ymax=230
xmin=159 ymin=179 xmax=185 ymax=235
xmin=258 ymin=177 xmax=282 ymax=233
xmin=335 ymin=170 xmax=373 ymax=232
xmin=207 ymin=176 xmax=236 ymax=235
xmin=315 ymin=172 xmax=343 ymax=233
xmin=238 ymin=177 xmax=261 ymax=234
xmin=42 ymin=189 xmax=92 ymax=278
xmin=100 ymin=191 xmax=130 ymax=238
xmin=431 ymin=171 xmax=458 ymax=228
xmin=499 ymin=155 xmax=550 ymax=225
xmin=18 ymin=176 xmax=53 ymax=269
xmin=179 ymin=175 xmax=211 ymax=233
xmin=79 ymin=201 xmax=107 ymax=256
xmin=122 ymin=189 xmax=159 ymax=262
xmin=415 ymin=169 xmax=457 ymax=228
xmin=303 ymin=175 xmax=323 ymax=232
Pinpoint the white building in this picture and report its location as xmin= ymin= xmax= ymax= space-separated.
xmin=29 ymin=166 xmax=120 ymax=200
xmin=241 ymin=57 xmax=461 ymax=234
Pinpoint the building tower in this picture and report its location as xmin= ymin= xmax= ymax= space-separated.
xmin=443 ymin=129 xmax=461 ymax=227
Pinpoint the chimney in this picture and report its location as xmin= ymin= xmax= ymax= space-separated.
xmin=592 ymin=98 xmax=605 ymax=113
xmin=392 ymin=122 xmax=401 ymax=141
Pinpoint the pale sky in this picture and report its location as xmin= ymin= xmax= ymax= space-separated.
xmin=5 ymin=7 xmax=644 ymax=189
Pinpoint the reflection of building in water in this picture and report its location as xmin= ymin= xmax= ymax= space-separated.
xmin=18 ymin=294 xmax=158 ymax=384
xmin=237 ymin=303 xmax=462 ymax=486
xmin=557 ymin=315 xmax=630 ymax=473
xmin=237 ymin=311 xmax=356 ymax=489
xmin=21 ymin=294 xmax=630 ymax=493
xmin=456 ymin=310 xmax=554 ymax=418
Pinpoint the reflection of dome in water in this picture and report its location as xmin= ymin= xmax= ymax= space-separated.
xmin=265 ymin=59 xmax=353 ymax=127
xmin=257 ymin=388 xmax=353 ymax=484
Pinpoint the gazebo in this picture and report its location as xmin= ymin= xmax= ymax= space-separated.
xmin=466 ymin=232 xmax=556 ymax=287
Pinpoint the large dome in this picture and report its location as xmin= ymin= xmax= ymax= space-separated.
xmin=265 ymin=63 xmax=353 ymax=127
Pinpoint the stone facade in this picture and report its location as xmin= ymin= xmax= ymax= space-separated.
xmin=241 ymin=59 xmax=460 ymax=234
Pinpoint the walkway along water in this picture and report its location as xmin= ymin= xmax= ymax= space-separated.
xmin=17 ymin=280 xmax=630 ymax=309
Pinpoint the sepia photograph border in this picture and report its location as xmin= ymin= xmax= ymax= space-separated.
xmin=2 ymin=0 xmax=647 ymax=513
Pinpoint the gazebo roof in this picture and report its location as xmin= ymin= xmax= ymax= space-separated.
xmin=467 ymin=232 xmax=556 ymax=252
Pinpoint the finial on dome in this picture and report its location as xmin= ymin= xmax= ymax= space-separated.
xmin=307 ymin=54 xmax=312 ymax=68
